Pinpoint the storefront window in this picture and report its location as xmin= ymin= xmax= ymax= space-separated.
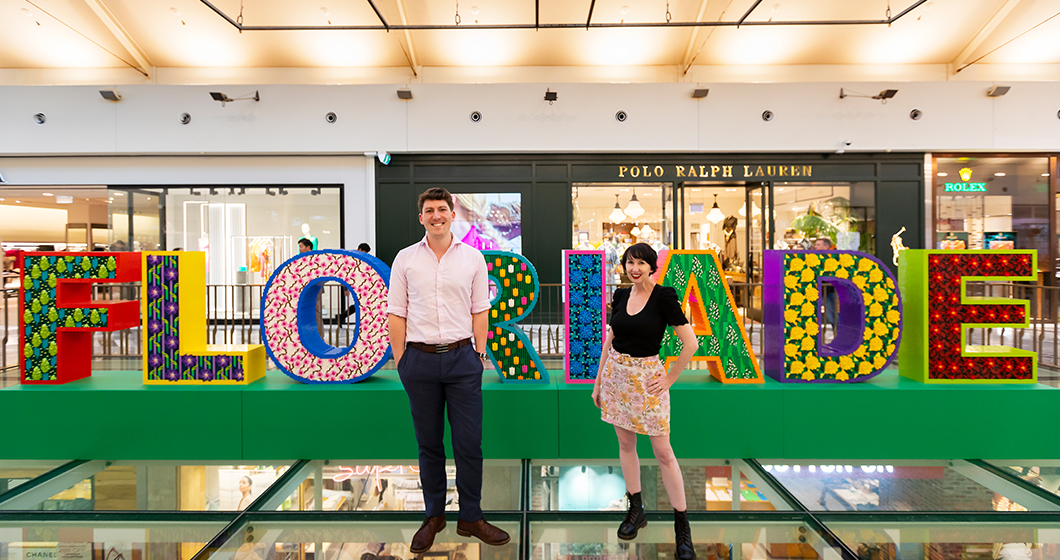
xmin=935 ymin=157 xmax=1050 ymax=283
xmin=773 ymin=182 xmax=875 ymax=254
xmin=572 ymin=183 xmax=672 ymax=283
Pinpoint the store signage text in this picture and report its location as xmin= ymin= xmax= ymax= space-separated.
xmin=17 ymin=249 xmax=1038 ymax=387
xmin=617 ymin=164 xmax=813 ymax=179
xmin=944 ymin=182 xmax=986 ymax=192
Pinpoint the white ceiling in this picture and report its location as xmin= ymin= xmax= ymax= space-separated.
xmin=3 ymin=0 xmax=1059 ymax=80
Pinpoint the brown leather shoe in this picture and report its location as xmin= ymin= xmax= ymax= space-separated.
xmin=456 ymin=517 xmax=511 ymax=546
xmin=410 ymin=516 xmax=446 ymax=554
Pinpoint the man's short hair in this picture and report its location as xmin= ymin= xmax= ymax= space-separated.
xmin=815 ymin=237 xmax=834 ymax=248
xmin=357 ymin=243 xmax=371 ymax=253
xmin=298 ymin=238 xmax=314 ymax=249
xmin=418 ymin=187 xmax=454 ymax=213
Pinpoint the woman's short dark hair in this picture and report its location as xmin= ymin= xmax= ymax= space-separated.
xmin=622 ymin=242 xmax=658 ymax=274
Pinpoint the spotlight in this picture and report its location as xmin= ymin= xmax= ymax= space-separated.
xmin=987 ymin=85 xmax=1011 ymax=98
xmin=544 ymin=89 xmax=558 ymax=104
xmin=266 ymin=188 xmax=276 ymax=196
xmin=209 ymin=90 xmax=260 ymax=107
xmin=228 ymin=187 xmax=236 ymax=195
xmin=377 ymin=152 xmax=391 ymax=165
xmin=692 ymin=88 xmax=709 ymax=99
xmin=238 ymin=187 xmax=247 ymax=195
xmin=839 ymin=88 xmax=899 ymax=104
xmin=581 ymin=466 xmax=586 ymax=473
xmin=99 ymin=90 xmax=121 ymax=102
xmin=0 ymin=171 xmax=4 ymax=183
xmin=397 ymin=88 xmax=413 ymax=100
xmin=310 ymin=188 xmax=322 ymax=196
xmin=278 ymin=187 xmax=289 ymax=195
xmin=189 ymin=187 xmax=202 ymax=195
xmin=209 ymin=188 xmax=219 ymax=195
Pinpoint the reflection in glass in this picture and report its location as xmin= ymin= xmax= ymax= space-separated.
xmin=534 ymin=521 xmax=833 ymax=560
xmin=0 ymin=521 xmax=226 ymax=560
xmin=828 ymin=522 xmax=1060 ymax=560
xmin=764 ymin=461 xmax=1041 ymax=512
xmin=22 ymin=463 xmax=294 ymax=511
xmin=531 ymin=461 xmax=784 ymax=511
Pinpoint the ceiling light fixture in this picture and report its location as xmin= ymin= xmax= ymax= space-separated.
xmin=839 ymin=88 xmax=898 ymax=104
xmin=987 ymin=85 xmax=1010 ymax=98
xmin=707 ymin=194 xmax=725 ymax=224
xmin=692 ymin=88 xmax=709 ymax=99
xmin=21 ymin=7 xmax=41 ymax=26
xmin=42 ymin=192 xmax=53 ymax=197
xmin=994 ymin=172 xmax=1006 ymax=177
xmin=625 ymin=189 xmax=645 ymax=219
xmin=209 ymin=90 xmax=260 ymax=107
xmin=56 ymin=196 xmax=73 ymax=204
xmin=937 ymin=172 xmax=948 ymax=177
xmin=320 ymin=7 xmax=331 ymax=25
xmin=544 ymin=89 xmax=558 ymax=105
xmin=99 ymin=90 xmax=121 ymax=102
xmin=608 ymin=195 xmax=626 ymax=222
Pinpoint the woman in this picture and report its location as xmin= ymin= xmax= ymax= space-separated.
xmin=592 ymin=243 xmax=699 ymax=560
xmin=236 ymin=476 xmax=254 ymax=510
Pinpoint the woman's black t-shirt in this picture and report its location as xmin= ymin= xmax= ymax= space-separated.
xmin=610 ymin=285 xmax=689 ymax=357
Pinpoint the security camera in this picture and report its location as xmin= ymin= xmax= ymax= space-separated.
xmin=325 ymin=112 xmax=337 ymax=124
xmin=910 ymin=108 xmax=923 ymax=121
xmin=33 ymin=113 xmax=46 ymax=125
xmin=844 ymin=139 xmax=852 ymax=146
xmin=761 ymin=110 xmax=774 ymax=122
xmin=469 ymin=111 xmax=482 ymax=123
xmin=179 ymin=113 xmax=192 ymax=125
xmin=615 ymin=110 xmax=628 ymax=122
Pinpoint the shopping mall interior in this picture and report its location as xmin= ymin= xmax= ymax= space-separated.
xmin=4 ymin=0 xmax=1060 ymax=558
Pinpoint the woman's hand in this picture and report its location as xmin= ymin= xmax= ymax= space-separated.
xmin=646 ymin=372 xmax=675 ymax=396
xmin=591 ymin=383 xmax=602 ymax=408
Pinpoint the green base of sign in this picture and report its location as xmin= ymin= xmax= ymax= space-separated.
xmin=2 ymin=368 xmax=1059 ymax=461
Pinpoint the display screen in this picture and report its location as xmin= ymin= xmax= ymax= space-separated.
xmin=985 ymin=231 xmax=1017 ymax=250
xmin=452 ymin=193 xmax=522 ymax=254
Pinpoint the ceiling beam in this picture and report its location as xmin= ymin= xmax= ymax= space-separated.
xmin=392 ymin=0 xmax=420 ymax=77
xmin=365 ymin=0 xmax=390 ymax=30
xmin=586 ymin=0 xmax=596 ymax=30
xmin=680 ymin=0 xmax=711 ymax=73
xmin=82 ymin=0 xmax=153 ymax=78
xmin=736 ymin=0 xmax=763 ymax=27
xmin=951 ymin=0 xmax=1022 ymax=73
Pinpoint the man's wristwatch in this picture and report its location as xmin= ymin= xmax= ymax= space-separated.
xmin=477 ymin=351 xmax=488 ymax=361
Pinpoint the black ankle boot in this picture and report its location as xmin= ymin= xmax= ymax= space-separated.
xmin=617 ymin=491 xmax=647 ymax=540
xmin=674 ymin=509 xmax=696 ymax=560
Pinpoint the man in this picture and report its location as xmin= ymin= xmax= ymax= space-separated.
xmin=299 ymin=238 xmax=325 ymax=335
xmin=387 ymin=187 xmax=509 ymax=553
xmin=334 ymin=243 xmax=373 ymax=325
xmin=814 ymin=237 xmax=838 ymax=331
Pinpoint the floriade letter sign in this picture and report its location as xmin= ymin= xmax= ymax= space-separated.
xmin=15 ymin=248 xmax=1039 ymax=387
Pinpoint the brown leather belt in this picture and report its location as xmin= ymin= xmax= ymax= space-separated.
xmin=406 ymin=338 xmax=473 ymax=354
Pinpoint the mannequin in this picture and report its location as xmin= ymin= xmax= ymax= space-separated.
xmin=721 ymin=216 xmax=739 ymax=271
xmin=300 ymin=223 xmax=319 ymax=250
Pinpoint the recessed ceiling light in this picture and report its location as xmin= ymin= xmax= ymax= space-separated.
xmin=0 ymin=198 xmax=5 ymax=201
xmin=726 ymin=188 xmax=738 ymax=191
xmin=114 ymin=192 xmax=125 ymax=196
xmin=16 ymin=200 xmax=21 ymax=203
xmin=1043 ymin=173 xmax=1050 ymax=177
xmin=470 ymin=5 xmax=479 ymax=15
xmin=42 ymin=192 xmax=53 ymax=196
xmin=169 ymin=7 xmax=185 ymax=25
xmin=937 ymin=172 xmax=948 ymax=177
xmin=994 ymin=172 xmax=1006 ymax=177
xmin=620 ymin=5 xmax=630 ymax=15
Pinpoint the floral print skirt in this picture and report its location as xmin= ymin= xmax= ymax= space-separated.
xmin=599 ymin=348 xmax=670 ymax=436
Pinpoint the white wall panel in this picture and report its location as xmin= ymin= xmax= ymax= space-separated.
xmin=0 ymin=81 xmax=1059 ymax=155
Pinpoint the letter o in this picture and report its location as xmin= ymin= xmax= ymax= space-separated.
xmin=654 ymin=166 xmax=664 ymax=177
xmin=261 ymin=250 xmax=391 ymax=383
xmin=630 ymin=166 xmax=641 ymax=178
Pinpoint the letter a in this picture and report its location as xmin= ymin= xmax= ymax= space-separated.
xmin=658 ymin=250 xmax=762 ymax=383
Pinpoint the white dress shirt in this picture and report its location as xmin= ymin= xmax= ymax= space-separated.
xmin=387 ymin=235 xmax=491 ymax=344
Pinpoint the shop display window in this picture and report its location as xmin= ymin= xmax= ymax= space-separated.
xmin=14 ymin=462 xmax=293 ymax=511
xmin=763 ymin=460 xmax=1046 ymax=512
xmin=0 ymin=521 xmax=227 ymax=560
xmin=987 ymin=461 xmax=1060 ymax=498
xmin=270 ymin=462 xmax=522 ymax=512
xmin=530 ymin=460 xmax=786 ymax=512
xmin=934 ymin=156 xmax=1050 ymax=283
xmin=772 ymin=182 xmax=875 ymax=254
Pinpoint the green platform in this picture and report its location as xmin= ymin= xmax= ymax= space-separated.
xmin=3 ymin=368 xmax=1059 ymax=461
